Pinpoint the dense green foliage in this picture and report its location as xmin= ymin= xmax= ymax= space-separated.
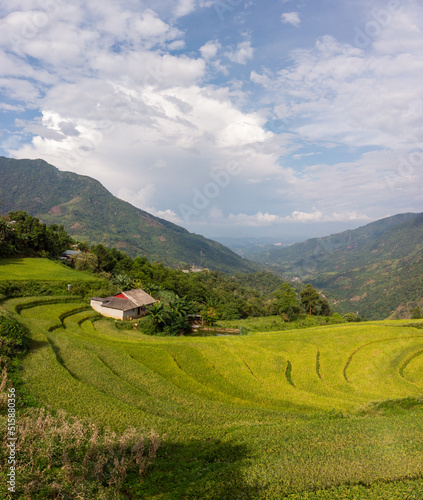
xmin=142 ymin=292 xmax=194 ymax=336
xmin=0 ymin=157 xmax=257 ymax=273
xmin=300 ymin=283 xmax=331 ymax=316
xmin=87 ymin=245 xmax=331 ymax=323
xmin=218 ymin=313 xmax=349 ymax=333
xmin=3 ymin=296 xmax=423 ymax=498
xmin=272 ymin=283 xmax=301 ymax=321
xmin=0 ymin=210 xmax=73 ymax=258
xmin=0 ymin=313 xmax=29 ymax=360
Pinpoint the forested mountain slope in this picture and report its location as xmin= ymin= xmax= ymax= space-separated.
xmin=0 ymin=157 xmax=257 ymax=273
xmin=247 ymin=213 xmax=423 ymax=319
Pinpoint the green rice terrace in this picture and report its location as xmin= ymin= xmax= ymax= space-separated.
xmin=0 ymin=257 xmax=100 ymax=281
xmin=2 ymin=294 xmax=423 ymax=499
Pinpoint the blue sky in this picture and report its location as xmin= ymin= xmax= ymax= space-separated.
xmin=1 ymin=0 xmax=423 ymax=240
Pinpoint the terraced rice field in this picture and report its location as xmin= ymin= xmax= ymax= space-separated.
xmin=0 ymin=257 xmax=101 ymax=281
xmin=4 ymin=296 xmax=423 ymax=499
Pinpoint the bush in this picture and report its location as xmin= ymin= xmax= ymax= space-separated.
xmin=327 ymin=313 xmax=346 ymax=324
xmin=0 ymin=314 xmax=30 ymax=357
xmin=343 ymin=312 xmax=360 ymax=322
xmin=0 ymin=280 xmax=120 ymax=301
xmin=410 ymin=306 xmax=422 ymax=320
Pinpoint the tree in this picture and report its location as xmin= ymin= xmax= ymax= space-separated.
xmin=74 ymin=253 xmax=98 ymax=272
xmin=91 ymin=244 xmax=116 ymax=272
xmin=319 ymin=296 xmax=331 ymax=316
xmin=410 ymin=306 xmax=422 ymax=319
xmin=169 ymin=296 xmax=193 ymax=319
xmin=300 ymin=284 xmax=321 ymax=315
xmin=146 ymin=302 xmax=167 ymax=330
xmin=46 ymin=224 xmax=74 ymax=255
xmin=3 ymin=211 xmax=74 ymax=257
xmin=144 ymin=293 xmax=193 ymax=336
xmin=201 ymin=306 xmax=218 ymax=326
xmin=343 ymin=312 xmax=360 ymax=322
xmin=300 ymin=284 xmax=331 ymax=316
xmin=112 ymin=274 xmax=135 ymax=290
xmin=273 ymin=284 xmax=300 ymax=321
xmin=0 ymin=218 xmax=16 ymax=257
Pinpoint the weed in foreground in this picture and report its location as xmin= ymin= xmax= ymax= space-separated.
xmin=0 ymin=405 xmax=160 ymax=499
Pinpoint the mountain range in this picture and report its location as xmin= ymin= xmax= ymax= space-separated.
xmin=2 ymin=156 xmax=423 ymax=320
xmin=243 ymin=213 xmax=423 ymax=319
xmin=0 ymin=157 xmax=256 ymax=274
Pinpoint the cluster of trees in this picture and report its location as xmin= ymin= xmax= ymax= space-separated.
xmin=84 ymin=244 xmax=332 ymax=322
xmin=0 ymin=211 xmax=73 ymax=258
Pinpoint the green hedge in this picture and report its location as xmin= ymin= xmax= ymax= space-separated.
xmin=0 ymin=280 xmax=119 ymax=300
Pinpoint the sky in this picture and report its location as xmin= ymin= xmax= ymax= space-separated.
xmin=1 ymin=0 xmax=423 ymax=241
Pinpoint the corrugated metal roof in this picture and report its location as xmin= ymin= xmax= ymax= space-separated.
xmin=91 ymin=289 xmax=156 ymax=312
xmin=62 ymin=250 xmax=82 ymax=256
xmin=121 ymin=289 xmax=156 ymax=307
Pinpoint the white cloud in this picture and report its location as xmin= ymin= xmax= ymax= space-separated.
xmin=200 ymin=40 xmax=221 ymax=60
xmin=283 ymin=149 xmax=423 ymax=218
xmin=7 ymin=75 xmax=277 ymax=221
xmin=0 ymin=103 xmax=25 ymax=112
xmin=153 ymin=209 xmax=183 ymax=224
xmin=281 ymin=12 xmax=301 ymax=27
xmin=174 ymin=0 xmax=197 ymax=17
xmin=227 ymin=212 xmax=284 ymax=227
xmin=131 ymin=9 xmax=174 ymax=39
xmin=203 ymin=209 xmax=371 ymax=228
xmin=252 ymin=19 xmax=423 ymax=151
xmin=283 ymin=210 xmax=370 ymax=223
xmin=118 ymin=185 xmax=156 ymax=210
xmin=168 ymin=40 xmax=186 ymax=51
xmin=226 ymin=41 xmax=254 ymax=65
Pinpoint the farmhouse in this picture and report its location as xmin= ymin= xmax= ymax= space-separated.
xmin=90 ymin=289 xmax=156 ymax=320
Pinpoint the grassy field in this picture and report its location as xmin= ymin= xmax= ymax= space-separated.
xmin=217 ymin=314 xmax=345 ymax=333
xmin=3 ymin=296 xmax=423 ymax=499
xmin=0 ymin=257 xmax=100 ymax=281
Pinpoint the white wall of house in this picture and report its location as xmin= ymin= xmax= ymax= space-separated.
xmin=90 ymin=300 xmax=125 ymax=320
xmin=90 ymin=300 xmax=146 ymax=320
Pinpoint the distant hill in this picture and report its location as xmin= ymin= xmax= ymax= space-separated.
xmin=247 ymin=213 xmax=423 ymax=319
xmin=0 ymin=157 xmax=257 ymax=273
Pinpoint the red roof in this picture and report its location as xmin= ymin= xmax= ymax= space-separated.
xmin=114 ymin=293 xmax=128 ymax=299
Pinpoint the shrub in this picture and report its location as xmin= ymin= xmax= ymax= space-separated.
xmin=410 ymin=306 xmax=422 ymax=320
xmin=0 ymin=314 xmax=30 ymax=357
xmin=327 ymin=313 xmax=346 ymax=324
xmin=343 ymin=312 xmax=360 ymax=322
